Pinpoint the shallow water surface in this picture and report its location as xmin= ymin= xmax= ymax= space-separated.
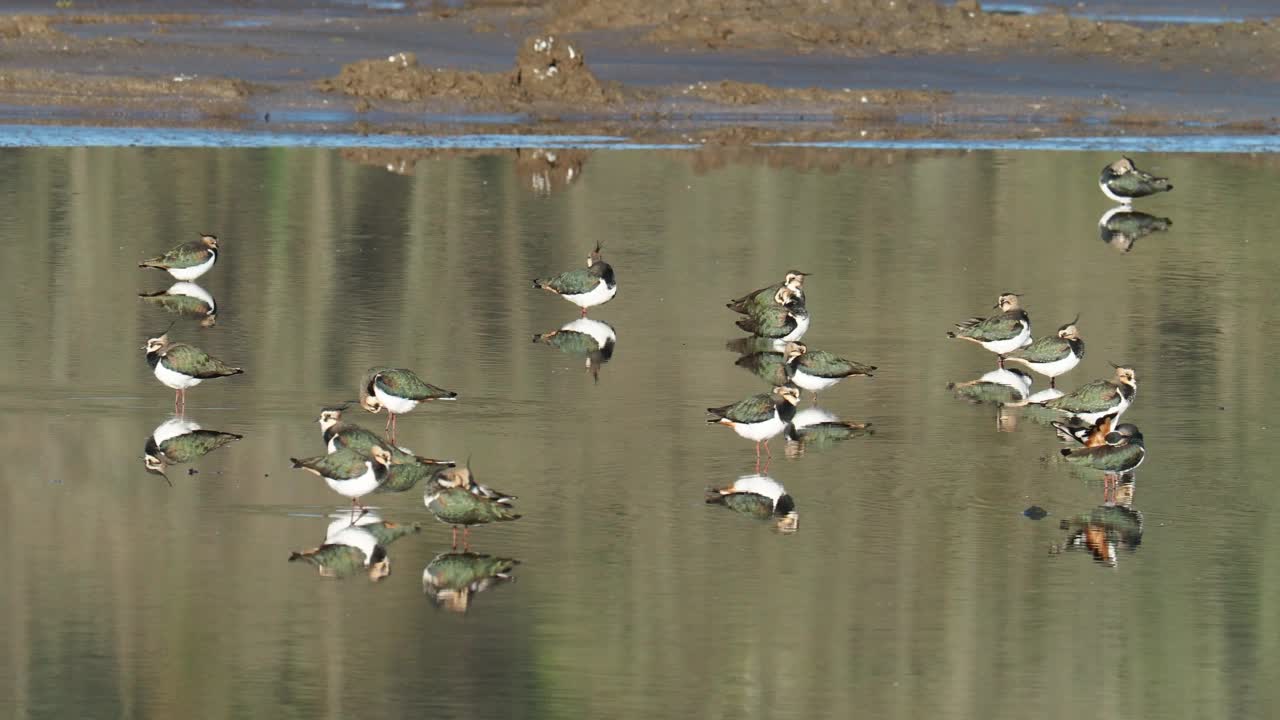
xmin=1 ymin=146 xmax=1278 ymax=719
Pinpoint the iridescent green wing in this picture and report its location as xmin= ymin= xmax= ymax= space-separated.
xmin=736 ymin=305 xmax=794 ymax=338
xmin=1045 ymin=380 xmax=1120 ymax=414
xmin=143 ymin=240 xmax=210 ymax=269
xmin=536 ymin=267 xmax=598 ymax=295
xmin=708 ymin=393 xmax=775 ymax=424
xmin=375 ymin=369 xmax=456 ymax=401
xmin=376 ymin=457 xmax=452 ymax=493
xmin=158 ymin=430 xmax=242 ymax=463
xmin=954 ymin=310 xmax=1025 ymax=342
xmin=1006 ymin=336 xmax=1070 ymax=363
xmin=726 ymin=283 xmax=781 ymax=314
xmin=291 ymin=448 xmax=370 ymax=480
xmin=427 ymin=487 xmax=521 ymax=526
xmin=1063 ymin=443 xmax=1144 ymax=473
xmin=798 ymin=350 xmax=875 ymax=378
xmin=164 ymin=343 xmax=241 ymax=378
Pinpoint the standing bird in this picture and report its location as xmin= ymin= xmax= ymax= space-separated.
xmin=705 ymin=474 xmax=799 ymax=533
xmin=946 ymin=292 xmax=1031 ymax=368
xmin=317 ymin=407 xmax=455 ymax=493
xmin=143 ymin=332 xmax=243 ymax=414
xmin=726 ymin=270 xmax=808 ymax=315
xmin=736 ymin=286 xmax=810 ymax=342
xmin=424 ymin=465 xmax=521 ymax=550
xmin=1099 ymin=157 xmax=1173 ymax=205
xmin=138 ymin=234 xmax=219 ymax=281
xmin=532 ymin=242 xmax=616 ymax=316
xmin=1060 ymin=423 xmax=1146 ymax=476
xmin=1002 ymin=316 xmax=1084 ymax=389
xmin=359 ymin=367 xmax=457 ymax=438
xmin=783 ymin=342 xmax=875 ymax=399
xmin=1040 ymin=365 xmax=1137 ymax=425
xmin=706 ymin=384 xmax=801 ymax=462
xmin=290 ymin=445 xmax=392 ymax=515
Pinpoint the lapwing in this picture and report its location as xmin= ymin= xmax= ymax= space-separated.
xmin=1040 ymin=365 xmax=1137 ymax=425
xmin=1003 ymin=316 xmax=1083 ymax=389
xmin=290 ymin=445 xmax=392 ymax=515
xmin=947 ymin=292 xmax=1031 ymax=367
xmin=319 ymin=407 xmax=457 ymax=493
xmin=705 ymin=474 xmax=799 ymax=533
xmin=424 ymin=465 xmax=521 ymax=550
xmin=138 ymin=282 xmax=217 ymax=327
xmin=138 ymin=234 xmax=219 ymax=281
xmin=783 ymin=342 xmax=875 ymax=399
xmin=1099 ymin=157 xmax=1172 ymax=205
xmin=726 ymin=270 xmax=808 ymax=315
xmin=428 ymin=459 xmax=518 ymax=506
xmin=532 ymin=242 xmax=616 ymax=316
xmin=735 ymin=286 xmax=810 ymax=342
xmin=143 ymin=331 xmax=243 ymax=414
xmin=1060 ymin=423 xmax=1146 ymax=475
xmin=359 ymin=367 xmax=457 ymax=438
xmin=532 ymin=317 xmax=617 ymax=383
xmin=1098 ymin=207 xmax=1172 ymax=252
xmin=706 ymin=384 xmax=801 ymax=462
xmin=143 ymin=416 xmax=242 ymax=484
xmin=422 ymin=552 xmax=520 ymax=613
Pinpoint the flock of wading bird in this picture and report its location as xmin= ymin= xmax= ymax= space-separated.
xmin=133 ymin=156 xmax=1170 ymax=571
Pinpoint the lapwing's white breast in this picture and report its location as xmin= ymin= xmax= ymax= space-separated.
xmin=1073 ymin=393 xmax=1129 ymax=425
xmin=981 ymin=320 xmax=1031 ymax=356
xmin=780 ymin=313 xmax=809 ymax=342
xmin=154 ymin=359 xmax=203 ymax=389
xmin=1022 ymin=351 xmax=1080 ymax=379
xmin=326 ymin=436 xmax=340 ymax=453
xmin=152 ymin=417 xmax=201 ymax=444
xmin=791 ymin=368 xmax=841 ymax=392
xmin=168 ymin=251 xmax=216 ymax=281
xmin=325 ymin=462 xmax=381 ymax=498
xmin=730 ymin=411 xmax=786 ymax=442
xmin=373 ymin=385 xmax=420 ymax=415
xmin=563 ymin=279 xmax=616 ymax=309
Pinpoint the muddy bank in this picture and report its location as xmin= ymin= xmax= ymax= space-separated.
xmin=543 ymin=0 xmax=1280 ymax=73
xmin=317 ymin=36 xmax=621 ymax=111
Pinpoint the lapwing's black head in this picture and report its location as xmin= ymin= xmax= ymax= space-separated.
xmin=318 ymin=407 xmax=345 ymax=431
xmin=1057 ymin=315 xmax=1081 ymax=340
xmin=143 ymin=454 xmax=172 ymax=486
xmin=995 ymin=292 xmax=1022 ymax=311
xmin=1109 ymin=364 xmax=1137 ymax=388
xmin=782 ymin=341 xmax=807 ymax=362
xmin=783 ymin=270 xmax=809 ymax=292
xmin=368 ymin=445 xmax=393 ymax=468
xmin=200 ymin=234 xmax=218 ymax=249
xmin=773 ymin=384 xmax=801 ymax=406
xmin=1106 ymin=423 xmax=1143 ymax=445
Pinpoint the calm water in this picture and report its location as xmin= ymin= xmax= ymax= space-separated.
xmin=1 ymin=146 xmax=1278 ymax=719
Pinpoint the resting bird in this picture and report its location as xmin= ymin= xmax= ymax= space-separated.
xmin=735 ymin=286 xmax=809 ymax=342
xmin=726 ymin=270 xmax=808 ymax=315
xmin=782 ymin=342 xmax=875 ymax=399
xmin=1040 ymin=365 xmax=1137 ymax=425
xmin=1098 ymin=157 xmax=1172 ymax=205
xmin=424 ymin=465 xmax=521 ymax=550
xmin=143 ymin=331 xmax=243 ymax=414
xmin=946 ymin=292 xmax=1030 ymax=368
xmin=359 ymin=367 xmax=457 ymax=438
xmin=706 ymin=384 xmax=801 ymax=462
xmin=532 ymin=242 xmax=616 ymax=316
xmin=1002 ymin=316 xmax=1083 ymax=389
xmin=138 ymin=234 xmax=219 ymax=281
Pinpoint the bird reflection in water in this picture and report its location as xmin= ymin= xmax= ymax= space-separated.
xmin=1098 ymin=206 xmax=1172 ymax=253
xmin=785 ymin=406 xmax=872 ymax=458
xmin=143 ymin=416 xmax=242 ymax=485
xmin=423 ymin=551 xmax=521 ymax=613
xmin=288 ymin=511 xmax=421 ymax=582
xmin=138 ymin=282 xmax=218 ymax=327
xmin=947 ymin=367 xmax=1032 ymax=432
xmin=705 ymin=474 xmax=799 ymax=534
xmin=532 ymin=317 xmax=617 ymax=383
xmin=1053 ymin=476 xmax=1143 ymax=567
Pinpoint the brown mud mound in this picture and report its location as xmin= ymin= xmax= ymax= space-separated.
xmin=0 ymin=69 xmax=253 ymax=104
xmin=318 ymin=36 xmax=620 ymax=111
xmin=546 ymin=0 xmax=1280 ymax=71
